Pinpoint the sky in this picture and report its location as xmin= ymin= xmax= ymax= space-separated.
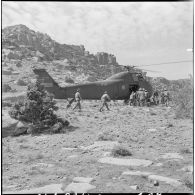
xmin=2 ymin=1 xmax=193 ymax=80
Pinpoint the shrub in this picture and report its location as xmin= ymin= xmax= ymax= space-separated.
xmin=65 ymin=76 xmax=74 ymax=83
xmin=2 ymin=84 xmax=12 ymax=92
xmin=182 ymin=176 xmax=193 ymax=190
xmin=9 ymin=81 xmax=68 ymax=134
xmin=97 ymin=131 xmax=115 ymax=141
xmin=174 ymin=76 xmax=193 ymax=119
xmin=16 ymin=62 xmax=22 ymax=67
xmin=2 ymin=101 xmax=12 ymax=107
xmin=111 ymin=144 xmax=132 ymax=157
xmin=180 ymin=148 xmax=192 ymax=154
xmin=16 ymin=79 xmax=27 ymax=86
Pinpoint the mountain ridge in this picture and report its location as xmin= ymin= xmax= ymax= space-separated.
xmin=2 ymin=24 xmax=118 ymax=66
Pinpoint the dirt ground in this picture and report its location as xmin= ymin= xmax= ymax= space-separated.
xmin=2 ymin=100 xmax=193 ymax=193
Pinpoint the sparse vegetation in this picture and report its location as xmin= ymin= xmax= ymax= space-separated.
xmin=65 ymin=76 xmax=74 ymax=83
xmin=167 ymin=123 xmax=173 ymax=128
xmin=16 ymin=137 xmax=28 ymax=143
xmin=150 ymin=112 xmax=157 ymax=116
xmin=140 ymin=175 xmax=148 ymax=179
xmin=111 ymin=144 xmax=132 ymax=157
xmin=16 ymin=62 xmax=22 ymax=67
xmin=180 ymin=148 xmax=192 ymax=154
xmin=174 ymin=75 xmax=193 ymax=119
xmin=16 ymin=79 xmax=27 ymax=86
xmin=2 ymin=101 xmax=12 ymax=107
xmin=34 ymin=178 xmax=49 ymax=187
xmin=28 ymin=166 xmax=47 ymax=176
xmin=26 ymin=153 xmax=45 ymax=163
xmin=2 ymin=84 xmax=12 ymax=92
xmin=182 ymin=176 xmax=193 ymax=190
xmin=19 ymin=144 xmax=30 ymax=149
xmin=97 ymin=132 xmax=115 ymax=141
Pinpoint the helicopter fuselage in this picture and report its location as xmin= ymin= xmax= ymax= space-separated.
xmin=33 ymin=69 xmax=152 ymax=100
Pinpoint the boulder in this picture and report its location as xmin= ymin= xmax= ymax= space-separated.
xmin=130 ymin=185 xmax=139 ymax=190
xmin=2 ymin=113 xmax=18 ymax=128
xmin=13 ymin=121 xmax=29 ymax=136
xmin=65 ymin=182 xmax=96 ymax=193
xmin=72 ymin=177 xmax=93 ymax=183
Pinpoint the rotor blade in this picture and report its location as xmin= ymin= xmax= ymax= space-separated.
xmin=120 ymin=60 xmax=192 ymax=68
xmin=133 ymin=60 xmax=192 ymax=67
xmin=139 ymin=68 xmax=161 ymax=73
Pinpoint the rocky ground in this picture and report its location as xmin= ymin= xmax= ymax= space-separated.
xmin=2 ymin=100 xmax=193 ymax=193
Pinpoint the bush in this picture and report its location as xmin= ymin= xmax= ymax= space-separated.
xmin=16 ymin=79 xmax=27 ymax=86
xmin=174 ymin=76 xmax=193 ymax=119
xmin=16 ymin=62 xmax=22 ymax=67
xmin=2 ymin=101 xmax=12 ymax=107
xmin=182 ymin=175 xmax=193 ymax=190
xmin=9 ymin=81 xmax=68 ymax=134
xmin=97 ymin=131 xmax=115 ymax=141
xmin=65 ymin=76 xmax=74 ymax=83
xmin=2 ymin=84 xmax=12 ymax=92
xmin=111 ymin=144 xmax=132 ymax=157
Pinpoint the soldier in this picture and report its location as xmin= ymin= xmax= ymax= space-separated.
xmin=73 ymin=88 xmax=82 ymax=111
xmin=150 ymin=94 xmax=154 ymax=105
xmin=160 ymin=89 xmax=165 ymax=105
xmin=153 ymin=88 xmax=159 ymax=105
xmin=134 ymin=90 xmax=139 ymax=106
xmin=136 ymin=88 xmax=141 ymax=106
xmin=163 ymin=88 xmax=170 ymax=107
xmin=129 ymin=91 xmax=136 ymax=106
xmin=139 ymin=88 xmax=145 ymax=107
xmin=100 ymin=91 xmax=111 ymax=112
xmin=144 ymin=89 xmax=150 ymax=106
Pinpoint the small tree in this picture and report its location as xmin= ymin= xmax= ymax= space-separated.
xmin=9 ymin=80 xmax=65 ymax=133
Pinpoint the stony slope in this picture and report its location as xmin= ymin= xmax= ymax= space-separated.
xmin=2 ymin=101 xmax=193 ymax=193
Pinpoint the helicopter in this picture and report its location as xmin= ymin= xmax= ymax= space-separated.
xmin=33 ymin=58 xmax=191 ymax=102
xmin=33 ymin=65 xmax=153 ymax=102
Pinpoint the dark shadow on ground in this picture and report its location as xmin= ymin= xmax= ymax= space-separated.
xmin=2 ymin=125 xmax=79 ymax=138
xmin=2 ymin=124 xmax=17 ymax=138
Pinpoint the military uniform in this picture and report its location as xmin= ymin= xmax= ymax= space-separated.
xmin=144 ymin=90 xmax=150 ymax=106
xmin=100 ymin=91 xmax=111 ymax=112
xmin=163 ymin=89 xmax=170 ymax=107
xmin=153 ymin=90 xmax=159 ymax=105
xmin=73 ymin=89 xmax=82 ymax=111
xmin=129 ymin=91 xmax=136 ymax=106
xmin=139 ymin=88 xmax=145 ymax=107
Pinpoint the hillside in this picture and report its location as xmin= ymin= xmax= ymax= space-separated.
xmin=2 ymin=24 xmax=126 ymax=88
xmin=2 ymin=24 xmax=118 ymax=67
